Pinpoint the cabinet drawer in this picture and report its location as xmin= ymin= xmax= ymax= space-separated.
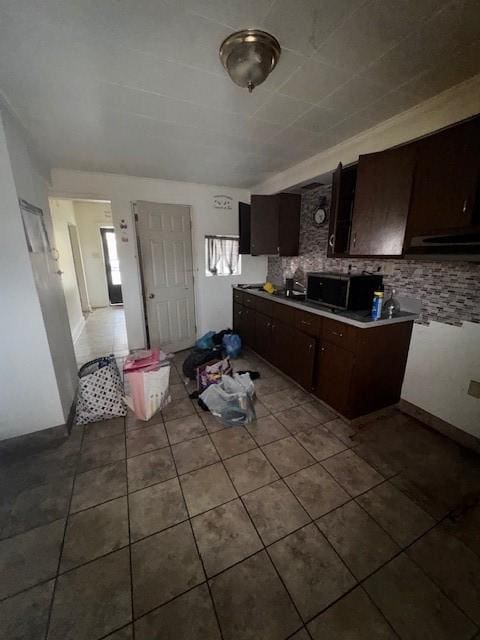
xmin=322 ymin=318 xmax=356 ymax=351
xmin=233 ymin=289 xmax=244 ymax=304
xmin=272 ymin=301 xmax=296 ymax=326
xmin=255 ymin=296 xmax=273 ymax=317
xmin=243 ymin=293 xmax=256 ymax=309
xmin=295 ymin=309 xmax=322 ymax=337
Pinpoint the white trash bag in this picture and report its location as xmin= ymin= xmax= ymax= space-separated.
xmin=199 ymin=373 xmax=256 ymax=426
xmin=75 ymin=355 xmax=127 ymax=425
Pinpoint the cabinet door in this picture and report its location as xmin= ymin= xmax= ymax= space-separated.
xmin=278 ymin=193 xmax=301 ymax=256
xmin=250 ymin=195 xmax=279 ymax=255
xmin=242 ymin=307 xmax=255 ymax=347
xmin=327 ymin=163 xmax=357 ymax=257
xmin=292 ymin=331 xmax=316 ymax=391
xmin=233 ymin=303 xmax=245 ymax=338
xmin=254 ymin=312 xmax=272 ymax=359
xmin=238 ymin=202 xmax=251 ymax=254
xmin=350 ymin=145 xmax=415 ymax=256
xmin=315 ymin=341 xmax=355 ymax=415
xmin=271 ymin=321 xmax=295 ymax=377
xmin=407 ymin=117 xmax=480 ymax=238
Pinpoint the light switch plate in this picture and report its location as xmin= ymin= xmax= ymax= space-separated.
xmin=467 ymin=380 xmax=480 ymax=399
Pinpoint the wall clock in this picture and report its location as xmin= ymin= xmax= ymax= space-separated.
xmin=313 ymin=207 xmax=327 ymax=226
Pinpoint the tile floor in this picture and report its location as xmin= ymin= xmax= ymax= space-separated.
xmin=1 ymin=349 xmax=480 ymax=639
xmin=74 ymin=306 xmax=128 ymax=367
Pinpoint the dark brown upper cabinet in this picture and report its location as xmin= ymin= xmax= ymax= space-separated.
xmin=405 ymin=117 xmax=480 ymax=241
xmin=250 ymin=193 xmax=301 ymax=256
xmin=327 ymin=163 xmax=357 ymax=257
xmin=238 ymin=202 xmax=251 ymax=254
xmin=350 ymin=145 xmax=416 ymax=256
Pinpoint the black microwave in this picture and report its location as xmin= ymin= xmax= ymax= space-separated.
xmin=306 ymin=272 xmax=383 ymax=311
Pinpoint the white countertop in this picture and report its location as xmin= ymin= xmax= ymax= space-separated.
xmin=233 ymin=286 xmax=418 ymax=329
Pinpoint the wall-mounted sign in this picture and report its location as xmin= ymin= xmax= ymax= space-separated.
xmin=213 ymin=195 xmax=233 ymax=210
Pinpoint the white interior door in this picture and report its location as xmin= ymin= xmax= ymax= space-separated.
xmin=135 ymin=201 xmax=196 ymax=352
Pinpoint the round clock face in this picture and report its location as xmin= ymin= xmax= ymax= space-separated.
xmin=313 ymin=207 xmax=327 ymax=226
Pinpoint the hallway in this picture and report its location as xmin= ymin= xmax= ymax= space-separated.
xmin=74 ymin=307 xmax=128 ymax=367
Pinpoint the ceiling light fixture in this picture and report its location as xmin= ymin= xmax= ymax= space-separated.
xmin=219 ymin=29 xmax=281 ymax=93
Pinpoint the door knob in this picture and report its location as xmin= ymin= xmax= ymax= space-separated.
xmin=148 ymin=293 xmax=155 ymax=299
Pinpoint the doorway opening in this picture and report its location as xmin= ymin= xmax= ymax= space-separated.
xmin=100 ymin=227 xmax=123 ymax=305
xmin=50 ymin=198 xmax=128 ymax=366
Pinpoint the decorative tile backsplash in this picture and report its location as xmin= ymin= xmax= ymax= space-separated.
xmin=268 ymin=185 xmax=480 ymax=325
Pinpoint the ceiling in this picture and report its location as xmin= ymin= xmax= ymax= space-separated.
xmin=0 ymin=0 xmax=479 ymax=188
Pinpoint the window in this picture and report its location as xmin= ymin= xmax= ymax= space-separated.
xmin=205 ymin=235 xmax=241 ymax=277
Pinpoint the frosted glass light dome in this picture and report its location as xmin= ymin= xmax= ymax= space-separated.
xmin=219 ymin=30 xmax=281 ymax=93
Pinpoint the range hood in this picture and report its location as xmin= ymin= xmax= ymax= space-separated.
xmin=406 ymin=230 xmax=480 ymax=262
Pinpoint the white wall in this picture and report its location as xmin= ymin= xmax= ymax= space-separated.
xmin=50 ymin=198 xmax=85 ymax=341
xmin=402 ymin=322 xmax=480 ymax=439
xmin=73 ymin=200 xmax=113 ymax=308
xmin=50 ymin=170 xmax=268 ymax=349
xmin=0 ymin=110 xmax=76 ymax=439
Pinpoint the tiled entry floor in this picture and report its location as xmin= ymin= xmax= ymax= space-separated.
xmin=74 ymin=306 xmax=128 ymax=367
xmin=1 ymin=350 xmax=480 ymax=640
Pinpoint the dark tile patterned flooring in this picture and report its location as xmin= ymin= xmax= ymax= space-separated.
xmin=1 ymin=349 xmax=480 ymax=639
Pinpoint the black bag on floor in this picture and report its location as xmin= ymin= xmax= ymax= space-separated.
xmin=182 ymin=347 xmax=222 ymax=380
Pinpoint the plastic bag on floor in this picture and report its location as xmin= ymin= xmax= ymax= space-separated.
xmin=223 ymin=333 xmax=242 ymax=358
xmin=199 ymin=373 xmax=256 ymax=426
xmin=75 ymin=355 xmax=127 ymax=425
xmin=196 ymin=357 xmax=232 ymax=392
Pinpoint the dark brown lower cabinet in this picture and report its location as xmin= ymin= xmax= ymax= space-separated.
xmin=233 ymin=302 xmax=245 ymax=337
xmin=242 ymin=307 xmax=255 ymax=347
xmin=270 ymin=321 xmax=295 ymax=377
xmin=233 ymin=289 xmax=413 ymax=420
xmin=315 ymin=341 xmax=355 ymax=416
xmin=292 ymin=331 xmax=316 ymax=391
xmin=254 ymin=312 xmax=272 ymax=359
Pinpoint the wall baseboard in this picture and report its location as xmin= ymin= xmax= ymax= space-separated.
xmin=65 ymin=397 xmax=77 ymax=434
xmin=398 ymin=399 xmax=480 ymax=454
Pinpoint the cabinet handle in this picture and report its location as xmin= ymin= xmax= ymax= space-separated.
xmin=352 ymin=233 xmax=357 ymax=247
xmin=329 ymin=234 xmax=334 ymax=248
xmin=300 ymin=320 xmax=311 ymax=326
xmin=308 ymin=343 xmax=313 ymax=351
xmin=331 ymin=330 xmax=343 ymax=337
xmin=462 ymin=199 xmax=468 ymax=214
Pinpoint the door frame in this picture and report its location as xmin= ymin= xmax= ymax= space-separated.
xmin=67 ymin=223 xmax=91 ymax=314
xmin=132 ymin=201 xmax=197 ymax=350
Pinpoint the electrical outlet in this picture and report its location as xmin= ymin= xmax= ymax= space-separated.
xmin=383 ymin=262 xmax=394 ymax=276
xmin=467 ymin=380 xmax=480 ymax=399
